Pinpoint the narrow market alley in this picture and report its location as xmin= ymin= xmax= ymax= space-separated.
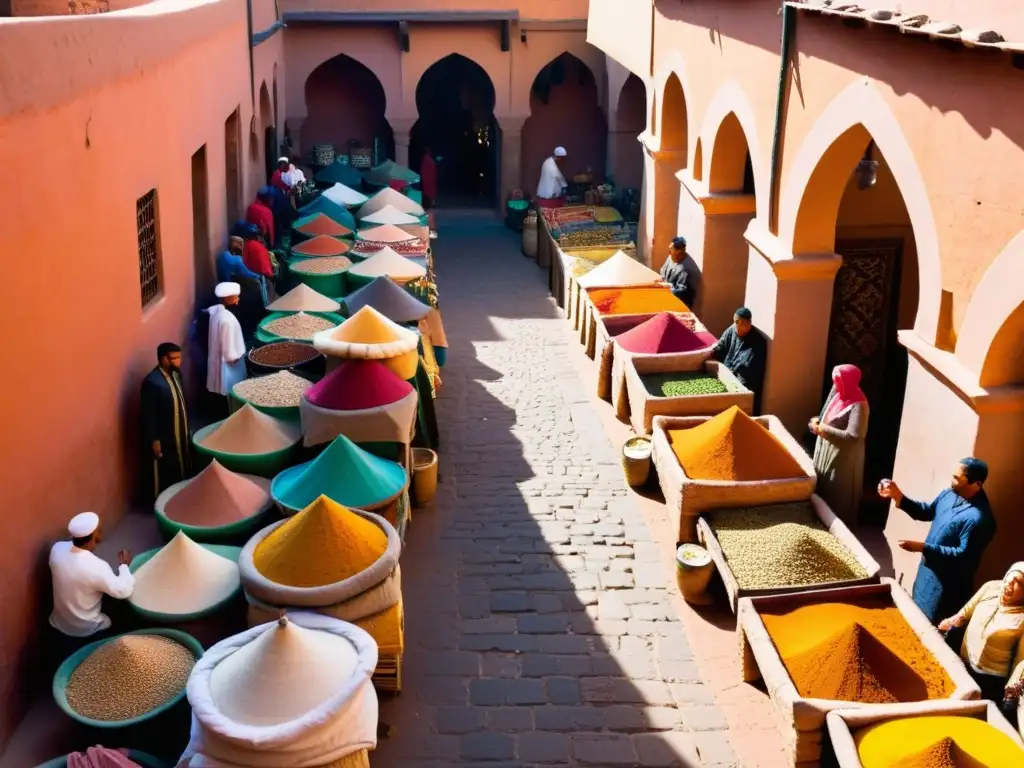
xmin=372 ymin=212 xmax=739 ymax=768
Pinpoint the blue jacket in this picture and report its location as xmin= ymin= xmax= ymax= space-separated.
xmin=216 ymin=250 xmax=261 ymax=284
xmin=900 ymin=488 xmax=995 ymax=623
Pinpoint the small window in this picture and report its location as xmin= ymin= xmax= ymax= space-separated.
xmin=137 ymin=189 xmax=161 ymax=308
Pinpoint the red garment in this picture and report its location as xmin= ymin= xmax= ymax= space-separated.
xmin=420 ymin=155 xmax=438 ymax=201
xmin=245 ymin=201 xmax=275 ymax=246
xmin=243 ymin=240 xmax=274 ymax=277
xmin=824 ymin=363 xmax=867 ymax=422
xmin=388 ymin=179 xmax=409 ymax=193
xmin=270 ymin=169 xmax=289 ymax=194
xmin=536 ymin=196 xmax=566 ymax=209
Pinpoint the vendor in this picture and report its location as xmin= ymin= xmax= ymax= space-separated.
xmin=49 ymin=512 xmax=134 ymax=660
xmin=206 ymin=282 xmax=247 ymax=411
xmin=878 ymin=457 xmax=996 ymax=624
xmin=140 ymin=342 xmax=192 ymax=500
xmin=706 ymin=307 xmax=767 ymax=413
xmin=270 ymin=157 xmax=292 ymax=195
xmin=938 ymin=562 xmax=1024 ymax=712
xmin=536 ymin=146 xmax=568 ymax=209
xmin=660 ymin=236 xmax=697 ymax=307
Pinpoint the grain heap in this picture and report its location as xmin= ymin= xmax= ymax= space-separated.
xmin=576 ymin=250 xmax=660 ymax=289
xmin=233 ymin=371 xmax=312 ymax=408
xmin=616 ymin=312 xmax=715 ymax=354
xmin=588 ymin=286 xmax=690 ymax=316
xmin=254 ymin=496 xmax=388 ymax=587
xmin=856 ymin=716 xmax=1024 ymax=767
xmin=265 ymin=283 xmax=341 ymax=314
xmin=360 ymin=206 xmax=420 ymax=226
xmin=760 ymin=596 xmax=955 ymax=703
xmin=289 ymin=235 xmax=350 ymax=258
xmin=292 ymin=213 xmax=353 ymax=239
xmin=322 ymin=182 xmax=369 ymax=208
xmin=130 ymin=532 xmax=240 ymax=615
xmin=262 ymin=312 xmax=338 ymax=340
xmin=313 ymin=305 xmax=421 ymax=380
xmin=65 ymin=634 xmax=196 ymax=721
xmin=705 ymin=502 xmax=868 ymax=589
xmin=162 ymin=459 xmax=270 ymax=526
xmin=643 ymin=371 xmax=731 ymax=397
xmin=249 ymin=341 xmax=320 ymax=368
xmin=199 ymin=404 xmax=301 ymax=454
xmin=356 ymin=223 xmax=418 ymax=244
xmin=667 ymin=406 xmax=804 ymax=481
xmin=347 ymin=246 xmax=427 ymax=284
xmin=358 ymin=186 xmax=425 ymax=218
xmin=288 ymin=256 xmax=351 ymax=275
xmin=342 ymin=275 xmax=431 ymax=323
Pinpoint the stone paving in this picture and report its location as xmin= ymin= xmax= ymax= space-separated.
xmin=373 ymin=213 xmax=738 ymax=768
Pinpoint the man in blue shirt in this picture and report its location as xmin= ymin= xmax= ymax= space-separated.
xmin=216 ymin=236 xmax=261 ymax=284
xmin=879 ymin=457 xmax=996 ymax=624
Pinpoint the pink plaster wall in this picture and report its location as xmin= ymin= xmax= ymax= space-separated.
xmin=0 ymin=0 xmax=283 ymax=747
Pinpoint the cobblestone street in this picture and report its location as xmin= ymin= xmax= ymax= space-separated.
xmin=373 ymin=213 xmax=738 ymax=767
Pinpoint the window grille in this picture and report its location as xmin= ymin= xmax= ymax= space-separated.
xmin=137 ymin=190 xmax=160 ymax=308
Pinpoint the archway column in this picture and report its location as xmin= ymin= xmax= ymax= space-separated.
xmin=640 ymin=135 xmax=685 ymax=272
xmin=389 ymin=117 xmax=416 ymax=168
xmin=498 ymin=115 xmax=527 ymax=203
xmin=676 ymin=170 xmax=755 ymax=336
xmin=743 ymin=223 xmax=841 ymax=432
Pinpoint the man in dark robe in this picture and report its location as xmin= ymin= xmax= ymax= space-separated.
xmin=659 ymin=235 xmax=697 ymax=307
xmin=707 ymin=307 xmax=767 ymax=412
xmin=140 ymin=342 xmax=192 ymax=500
xmin=879 ymin=458 xmax=996 ymax=624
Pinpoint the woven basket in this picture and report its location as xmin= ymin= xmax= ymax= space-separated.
xmin=621 ymin=436 xmax=652 ymax=487
xmin=312 ymin=144 xmax=336 ymax=166
xmin=737 ymin=580 xmax=982 ymax=766
xmin=651 ymin=413 xmax=816 ymax=543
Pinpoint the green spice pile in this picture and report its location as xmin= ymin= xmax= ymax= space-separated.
xmin=65 ymin=634 xmax=195 ymax=721
xmin=706 ymin=502 xmax=868 ymax=590
xmin=642 ymin=371 xmax=732 ymax=398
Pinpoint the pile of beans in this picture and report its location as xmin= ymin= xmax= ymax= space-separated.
xmin=65 ymin=635 xmax=195 ymax=721
xmin=354 ymin=239 xmax=425 ymax=255
xmin=234 ymin=371 xmax=312 ymax=407
xmin=558 ymin=227 xmax=628 ymax=248
xmin=262 ymin=312 xmax=337 ymax=340
xmin=641 ymin=372 xmax=732 ymax=398
xmin=290 ymin=257 xmax=351 ymax=275
xmin=706 ymin=502 xmax=868 ymax=590
xmin=249 ymin=341 xmax=321 ymax=367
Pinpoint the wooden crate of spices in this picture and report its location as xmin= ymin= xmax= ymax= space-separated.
xmin=624 ymin=359 xmax=752 ymax=434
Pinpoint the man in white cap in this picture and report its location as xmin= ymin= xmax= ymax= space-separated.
xmin=206 ymin=282 xmax=247 ymax=410
xmin=536 ymin=146 xmax=569 ymax=209
xmin=49 ymin=512 xmax=133 ymax=660
xmin=270 ymin=157 xmax=292 ymax=195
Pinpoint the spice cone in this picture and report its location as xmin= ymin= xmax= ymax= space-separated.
xmin=615 ymin=312 xmax=714 ymax=353
xmin=199 ymin=404 xmax=300 ymax=454
xmin=359 ymin=186 xmax=424 ymax=218
xmin=208 ymin=617 xmax=360 ymax=725
xmin=266 ymin=283 xmax=342 ymax=313
xmin=305 ymin=359 xmax=414 ymax=411
xmin=901 ymin=737 xmax=987 ymax=768
xmin=293 ymin=212 xmax=352 ymax=238
xmin=576 ymin=250 xmax=660 ymax=288
xmin=347 ymin=247 xmax=426 ymax=281
xmin=327 ymin=305 xmax=419 ymax=345
xmin=163 ymin=460 xmax=270 ymax=527
xmin=342 ymin=276 xmax=430 ymax=323
xmin=131 ymin=532 xmax=240 ymax=614
xmin=360 ymin=207 xmax=420 ymax=227
xmin=290 ymin=235 xmax=350 ymax=257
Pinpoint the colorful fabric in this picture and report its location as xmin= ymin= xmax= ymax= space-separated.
xmin=243 ymin=241 xmax=275 ymax=278
xmin=824 ymin=364 xmax=868 ymax=422
xmin=245 ymin=201 xmax=275 ymax=247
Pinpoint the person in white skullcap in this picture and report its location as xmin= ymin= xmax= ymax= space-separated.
xmin=536 ymin=146 xmax=569 ymax=208
xmin=271 ymin=157 xmax=292 ymax=194
xmin=48 ymin=512 xmax=134 ymax=660
xmin=206 ymin=282 xmax=247 ymax=405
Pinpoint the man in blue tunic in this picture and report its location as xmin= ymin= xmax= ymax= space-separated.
xmin=879 ymin=457 xmax=996 ymax=624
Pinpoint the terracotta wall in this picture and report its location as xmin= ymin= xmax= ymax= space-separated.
xmin=280 ymin=0 xmax=589 ymax=22
xmin=301 ymin=54 xmax=390 ymax=153
xmin=0 ymin=0 xmax=283 ymax=747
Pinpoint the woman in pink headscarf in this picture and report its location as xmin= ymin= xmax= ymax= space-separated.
xmin=809 ymin=363 xmax=870 ymax=524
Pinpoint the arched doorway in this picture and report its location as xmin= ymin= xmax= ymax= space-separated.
xmin=260 ymin=82 xmax=276 ymax=185
xmin=303 ymin=54 xmax=394 ymax=167
xmin=522 ymin=53 xmax=607 ymax=200
xmin=612 ymin=73 xmax=645 ymax=221
xmin=409 ymin=54 xmax=498 ymax=208
xmin=794 ymin=128 xmax=921 ymax=523
xmin=646 ymin=71 xmax=688 ymax=270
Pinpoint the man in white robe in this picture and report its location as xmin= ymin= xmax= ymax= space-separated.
xmin=536 ymin=146 xmax=568 ymax=207
xmin=206 ymin=282 xmax=247 ymax=401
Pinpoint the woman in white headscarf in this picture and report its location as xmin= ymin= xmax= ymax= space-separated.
xmin=939 ymin=561 xmax=1024 ymax=710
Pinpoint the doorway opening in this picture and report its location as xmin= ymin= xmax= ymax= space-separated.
xmin=224 ymin=109 xmax=241 ymax=226
xmin=410 ymin=54 xmax=498 ymax=208
xmin=613 ymin=73 xmax=646 ymax=221
xmin=260 ymin=82 xmax=276 ymax=185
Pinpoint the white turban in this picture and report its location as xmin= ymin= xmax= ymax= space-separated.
xmin=68 ymin=512 xmax=99 ymax=538
xmin=215 ymin=282 xmax=241 ymax=299
xmin=554 ymin=147 xmax=567 ymax=157
xmin=278 ymin=156 xmax=289 ymax=164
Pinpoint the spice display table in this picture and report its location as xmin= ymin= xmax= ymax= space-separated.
xmin=697 ymin=495 xmax=880 ymax=613
xmin=826 ymin=700 xmax=1024 ymax=768
xmin=737 ymin=580 xmax=980 ymax=766
xmin=624 ymin=359 xmax=753 ymax=434
xmin=651 ymin=412 xmax=816 ymax=543
xmin=562 ymin=247 xmax=625 ymax=327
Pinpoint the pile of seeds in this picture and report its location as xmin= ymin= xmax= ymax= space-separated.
xmin=558 ymin=227 xmax=628 ymax=247
xmin=262 ymin=312 xmax=337 ymax=341
xmin=353 ymin=239 xmax=425 ymax=256
xmin=290 ymin=256 xmax=351 ymax=275
xmin=642 ymin=371 xmax=733 ymax=398
xmin=249 ymin=341 xmax=321 ymax=368
xmin=234 ymin=371 xmax=312 ymax=407
xmin=706 ymin=502 xmax=868 ymax=590
xmin=65 ymin=634 xmax=195 ymax=721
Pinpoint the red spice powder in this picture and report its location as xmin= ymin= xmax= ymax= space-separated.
xmin=616 ymin=313 xmax=714 ymax=354
xmin=292 ymin=235 xmax=351 ymax=257
xmin=295 ymin=213 xmax=353 ymax=238
xmin=305 ymin=359 xmax=415 ymax=411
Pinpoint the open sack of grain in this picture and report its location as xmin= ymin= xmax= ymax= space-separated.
xmin=826 ymin=699 xmax=1024 ymax=768
xmin=181 ymin=613 xmax=378 ymax=768
xmin=737 ymin=580 xmax=980 ymax=766
xmin=652 ymin=407 xmax=816 ymax=542
xmin=624 ymin=358 xmax=753 ymax=435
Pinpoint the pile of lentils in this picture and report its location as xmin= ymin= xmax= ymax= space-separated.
xmin=642 ymin=371 xmax=734 ymax=398
xmin=290 ymin=256 xmax=351 ymax=275
xmin=65 ymin=635 xmax=195 ymax=721
xmin=262 ymin=312 xmax=337 ymax=341
xmin=558 ymin=227 xmax=626 ymax=248
xmin=249 ymin=341 xmax=320 ymax=368
xmin=233 ymin=370 xmax=312 ymax=407
xmin=706 ymin=501 xmax=868 ymax=590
